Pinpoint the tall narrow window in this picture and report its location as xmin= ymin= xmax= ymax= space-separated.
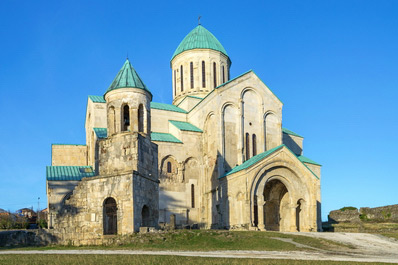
xmin=122 ymin=105 xmax=130 ymax=131
xmin=174 ymin=70 xmax=176 ymax=96
xmin=202 ymin=61 xmax=206 ymax=88
xmin=245 ymin=133 xmax=250 ymax=160
xmin=138 ymin=104 xmax=144 ymax=133
xmin=252 ymin=134 xmax=257 ymax=156
xmin=191 ymin=184 xmax=195 ymax=208
xmin=167 ymin=162 xmax=172 ymax=173
xmin=213 ymin=62 xmax=217 ymax=88
xmin=228 ymin=68 xmax=230 ymax=81
xmin=180 ymin=65 xmax=184 ymax=91
xmin=190 ymin=62 xmax=194 ymax=88
xmin=222 ymin=66 xmax=225 ymax=83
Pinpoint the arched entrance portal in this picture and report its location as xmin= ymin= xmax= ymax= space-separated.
xmin=263 ymin=179 xmax=290 ymax=231
xmin=142 ymin=205 xmax=150 ymax=227
xmin=103 ymin=197 xmax=117 ymax=235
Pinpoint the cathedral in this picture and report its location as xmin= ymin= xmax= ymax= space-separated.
xmin=46 ymin=24 xmax=322 ymax=244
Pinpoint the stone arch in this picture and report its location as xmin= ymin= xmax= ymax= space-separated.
xmin=264 ymin=111 xmax=281 ymax=150
xmin=121 ymin=104 xmax=130 ymax=132
xmin=61 ymin=192 xmax=73 ymax=205
xmin=138 ymin=104 xmax=144 ymax=133
xmin=250 ymin=164 xmax=311 ymax=232
xmin=141 ymin=205 xmax=150 ymax=227
xmin=160 ymin=155 xmax=179 ymax=182
xmin=241 ymin=89 xmax=263 ymax=156
xmin=103 ymin=197 xmax=117 ymax=235
xmin=296 ymin=198 xmax=306 ymax=232
xmin=184 ymin=157 xmax=200 ymax=182
xmin=222 ymin=103 xmax=239 ymax=172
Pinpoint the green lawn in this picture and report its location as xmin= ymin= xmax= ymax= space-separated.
xmin=0 ymin=230 xmax=353 ymax=252
xmin=0 ymin=255 xmax=390 ymax=265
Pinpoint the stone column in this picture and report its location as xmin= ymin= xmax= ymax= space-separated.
xmin=290 ymin=203 xmax=298 ymax=232
xmin=257 ymin=198 xmax=265 ymax=230
xmin=131 ymin=108 xmax=138 ymax=132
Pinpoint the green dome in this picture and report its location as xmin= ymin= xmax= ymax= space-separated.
xmin=171 ymin=25 xmax=230 ymax=62
xmin=104 ymin=59 xmax=151 ymax=96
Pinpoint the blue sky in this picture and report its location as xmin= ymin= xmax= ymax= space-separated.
xmin=0 ymin=0 xmax=397 ymax=220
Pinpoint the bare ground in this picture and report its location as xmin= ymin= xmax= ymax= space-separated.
xmin=1 ymin=232 xmax=398 ymax=263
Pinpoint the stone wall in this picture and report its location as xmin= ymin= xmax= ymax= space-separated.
xmin=360 ymin=204 xmax=398 ymax=222
xmin=52 ymin=144 xmax=87 ymax=166
xmin=328 ymin=209 xmax=360 ymax=223
xmin=0 ymin=230 xmax=57 ymax=247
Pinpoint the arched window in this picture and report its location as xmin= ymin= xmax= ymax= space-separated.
xmin=202 ymin=61 xmax=206 ymax=88
xmin=142 ymin=205 xmax=150 ymax=227
xmin=190 ymin=62 xmax=194 ymax=88
xmin=122 ymin=105 xmax=130 ymax=131
xmin=180 ymin=65 xmax=184 ymax=91
xmin=191 ymin=184 xmax=195 ymax=208
xmin=245 ymin=133 xmax=250 ymax=160
xmin=252 ymin=134 xmax=257 ymax=156
xmin=222 ymin=65 xmax=225 ymax=83
xmin=167 ymin=161 xmax=172 ymax=173
xmin=174 ymin=70 xmax=176 ymax=96
xmin=228 ymin=68 xmax=230 ymax=81
xmin=138 ymin=104 xmax=144 ymax=133
xmin=213 ymin=62 xmax=217 ymax=88
xmin=103 ymin=197 xmax=117 ymax=235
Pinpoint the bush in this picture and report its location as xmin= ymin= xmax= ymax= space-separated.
xmin=339 ymin=206 xmax=357 ymax=212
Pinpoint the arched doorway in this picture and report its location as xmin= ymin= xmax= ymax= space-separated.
xmin=263 ymin=179 xmax=290 ymax=231
xmin=103 ymin=197 xmax=117 ymax=235
xmin=142 ymin=205 xmax=150 ymax=227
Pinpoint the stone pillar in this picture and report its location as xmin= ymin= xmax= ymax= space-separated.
xmin=290 ymin=203 xmax=298 ymax=232
xmin=131 ymin=108 xmax=138 ymax=132
xmin=115 ymin=106 xmax=121 ymax=134
xmin=257 ymin=198 xmax=265 ymax=230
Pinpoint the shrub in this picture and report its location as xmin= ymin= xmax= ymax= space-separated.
xmin=339 ymin=206 xmax=357 ymax=212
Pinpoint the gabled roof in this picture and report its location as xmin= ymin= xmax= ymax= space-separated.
xmin=223 ymin=145 xmax=285 ymax=177
xmin=221 ymin=144 xmax=320 ymax=179
xmin=297 ymin=155 xmax=321 ymax=166
xmin=151 ymin=102 xmax=188 ymax=113
xmin=88 ymin=95 xmax=106 ymax=103
xmin=171 ymin=25 xmax=230 ymax=64
xmin=169 ymin=120 xmax=202 ymax=132
xmin=104 ymin=59 xmax=150 ymax=96
xmin=282 ymin=128 xmax=303 ymax=138
xmin=93 ymin=128 xmax=107 ymax=139
xmin=46 ymin=166 xmax=96 ymax=181
xmin=151 ymin=132 xmax=182 ymax=143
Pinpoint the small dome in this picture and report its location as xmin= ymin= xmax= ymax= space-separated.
xmin=104 ymin=59 xmax=151 ymax=96
xmin=171 ymin=25 xmax=230 ymax=62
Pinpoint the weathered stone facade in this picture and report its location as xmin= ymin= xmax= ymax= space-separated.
xmin=46 ymin=24 xmax=322 ymax=244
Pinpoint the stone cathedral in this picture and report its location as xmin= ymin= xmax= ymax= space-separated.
xmin=46 ymin=25 xmax=322 ymax=244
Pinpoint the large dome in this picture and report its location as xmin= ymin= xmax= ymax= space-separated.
xmin=171 ymin=25 xmax=229 ymax=62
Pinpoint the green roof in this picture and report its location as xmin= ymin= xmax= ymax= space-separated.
xmin=93 ymin=128 xmax=107 ymax=139
xmin=171 ymin=25 xmax=230 ymax=63
xmin=150 ymin=102 xmax=187 ymax=113
xmin=46 ymin=166 xmax=96 ymax=181
xmin=169 ymin=120 xmax=202 ymax=132
xmin=151 ymin=132 xmax=182 ymax=143
xmin=223 ymin=145 xmax=284 ymax=177
xmin=88 ymin=95 xmax=106 ymax=103
xmin=297 ymin=155 xmax=321 ymax=166
xmin=104 ymin=59 xmax=150 ymax=96
xmin=282 ymin=128 xmax=303 ymax=138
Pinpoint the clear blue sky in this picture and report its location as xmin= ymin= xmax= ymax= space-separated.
xmin=0 ymin=0 xmax=397 ymax=220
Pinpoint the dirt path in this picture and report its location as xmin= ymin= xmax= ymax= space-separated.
xmin=1 ymin=233 xmax=398 ymax=263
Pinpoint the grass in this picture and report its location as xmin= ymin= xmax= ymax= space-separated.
xmin=380 ymin=232 xmax=398 ymax=240
xmin=0 ymin=254 xmax=391 ymax=265
xmin=0 ymin=230 xmax=354 ymax=252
